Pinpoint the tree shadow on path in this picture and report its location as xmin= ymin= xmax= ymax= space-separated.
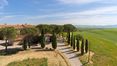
xmin=0 ymin=47 xmax=23 ymax=56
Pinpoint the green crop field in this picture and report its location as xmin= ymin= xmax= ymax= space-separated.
xmin=76 ymin=28 xmax=117 ymax=66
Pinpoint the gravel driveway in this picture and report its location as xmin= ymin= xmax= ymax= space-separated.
xmin=58 ymin=43 xmax=82 ymax=66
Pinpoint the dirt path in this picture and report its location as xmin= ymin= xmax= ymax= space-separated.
xmin=58 ymin=43 xmax=82 ymax=66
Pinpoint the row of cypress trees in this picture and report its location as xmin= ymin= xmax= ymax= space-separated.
xmin=67 ymin=32 xmax=89 ymax=55
xmin=23 ymin=29 xmax=57 ymax=50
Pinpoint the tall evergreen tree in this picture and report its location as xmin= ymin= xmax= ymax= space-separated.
xmin=73 ymin=36 xmax=75 ymax=50
xmin=81 ymin=38 xmax=84 ymax=55
xmin=52 ymin=32 xmax=57 ymax=49
xmin=67 ymin=30 xmax=70 ymax=45
xmin=76 ymin=38 xmax=80 ymax=51
xmin=85 ymin=39 xmax=89 ymax=53
xmin=40 ymin=29 xmax=45 ymax=48
xmin=70 ymin=32 xmax=73 ymax=47
xmin=23 ymin=38 xmax=27 ymax=50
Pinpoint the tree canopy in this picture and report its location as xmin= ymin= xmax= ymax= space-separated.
xmin=1 ymin=27 xmax=17 ymax=40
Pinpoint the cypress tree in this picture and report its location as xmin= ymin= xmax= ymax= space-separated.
xmin=40 ymin=29 xmax=45 ymax=48
xmin=27 ymin=36 xmax=31 ymax=48
xmin=67 ymin=30 xmax=70 ymax=45
xmin=76 ymin=38 xmax=79 ymax=51
xmin=73 ymin=36 xmax=76 ymax=50
xmin=23 ymin=39 xmax=27 ymax=50
xmin=70 ymin=32 xmax=73 ymax=47
xmin=81 ymin=38 xmax=84 ymax=55
xmin=52 ymin=32 xmax=57 ymax=49
xmin=85 ymin=39 xmax=88 ymax=53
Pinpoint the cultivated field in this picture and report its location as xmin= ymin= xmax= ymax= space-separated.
xmin=77 ymin=28 xmax=117 ymax=66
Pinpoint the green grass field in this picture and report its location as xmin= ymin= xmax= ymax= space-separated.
xmin=76 ymin=28 xmax=117 ymax=66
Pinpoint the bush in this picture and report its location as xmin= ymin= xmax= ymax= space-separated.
xmin=7 ymin=58 xmax=48 ymax=66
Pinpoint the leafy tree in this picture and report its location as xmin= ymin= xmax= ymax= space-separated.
xmin=76 ymin=34 xmax=83 ymax=40
xmin=85 ymin=39 xmax=89 ymax=53
xmin=63 ymin=24 xmax=77 ymax=32
xmin=1 ymin=27 xmax=17 ymax=52
xmin=31 ymin=35 xmax=40 ymax=44
xmin=36 ymin=24 xmax=50 ymax=33
xmin=51 ymin=25 xmax=63 ymax=34
xmin=20 ymin=27 xmax=38 ymax=49
xmin=51 ymin=32 xmax=57 ymax=50
xmin=81 ymin=38 xmax=84 ymax=55
xmin=40 ymin=29 xmax=45 ymax=48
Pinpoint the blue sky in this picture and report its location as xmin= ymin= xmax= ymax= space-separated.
xmin=0 ymin=0 xmax=117 ymax=25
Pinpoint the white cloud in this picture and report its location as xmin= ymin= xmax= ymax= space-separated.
xmin=26 ymin=6 xmax=117 ymax=20
xmin=57 ymin=0 xmax=117 ymax=4
xmin=78 ymin=6 xmax=117 ymax=15
xmin=0 ymin=0 xmax=8 ymax=9
xmin=25 ymin=6 xmax=117 ymax=25
xmin=0 ymin=15 xmax=14 ymax=21
xmin=1 ymin=5 xmax=117 ymax=25
xmin=33 ymin=15 xmax=117 ymax=25
xmin=57 ymin=0 xmax=99 ymax=4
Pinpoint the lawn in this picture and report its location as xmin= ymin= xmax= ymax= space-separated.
xmin=76 ymin=28 xmax=117 ymax=66
xmin=7 ymin=58 xmax=48 ymax=66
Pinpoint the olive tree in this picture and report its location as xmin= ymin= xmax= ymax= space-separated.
xmin=1 ymin=27 xmax=17 ymax=53
xmin=20 ymin=27 xmax=38 ymax=50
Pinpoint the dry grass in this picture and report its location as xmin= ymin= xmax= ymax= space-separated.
xmin=0 ymin=48 xmax=67 ymax=66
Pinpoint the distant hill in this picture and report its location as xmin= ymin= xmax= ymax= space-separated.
xmin=75 ymin=25 xmax=117 ymax=28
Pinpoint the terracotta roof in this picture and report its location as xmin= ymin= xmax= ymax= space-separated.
xmin=0 ymin=24 xmax=33 ymax=29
